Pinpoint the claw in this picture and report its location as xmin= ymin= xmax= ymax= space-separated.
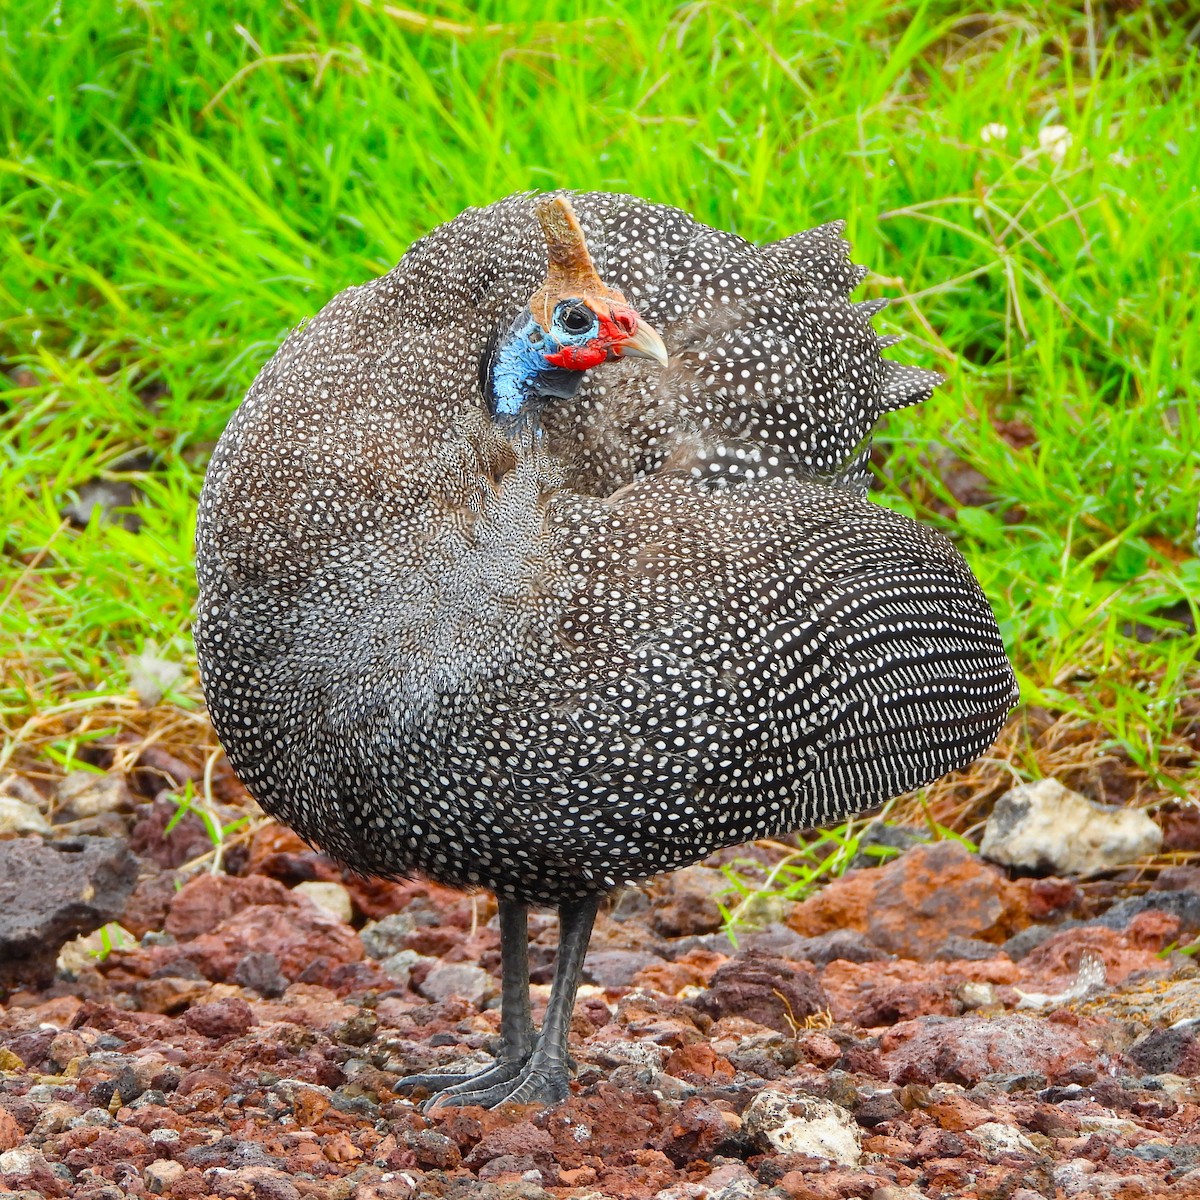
xmin=426 ymin=1051 xmax=571 ymax=1110
xmin=394 ymin=1054 xmax=533 ymax=1108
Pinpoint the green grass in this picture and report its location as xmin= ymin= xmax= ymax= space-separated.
xmin=1 ymin=0 xmax=1197 ymax=799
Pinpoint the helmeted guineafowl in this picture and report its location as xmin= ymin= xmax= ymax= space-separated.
xmin=195 ymin=191 xmax=1017 ymax=1108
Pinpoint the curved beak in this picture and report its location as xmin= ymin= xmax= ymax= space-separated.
xmin=612 ymin=317 xmax=669 ymax=368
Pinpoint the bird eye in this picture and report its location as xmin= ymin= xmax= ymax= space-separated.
xmin=556 ymin=302 xmax=593 ymax=335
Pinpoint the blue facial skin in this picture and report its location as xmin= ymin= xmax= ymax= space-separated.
xmin=486 ymin=301 xmax=600 ymax=425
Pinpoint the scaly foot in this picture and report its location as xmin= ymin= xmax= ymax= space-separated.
xmin=424 ymin=1046 xmax=570 ymax=1110
xmin=393 ymin=1052 xmax=532 ymax=1108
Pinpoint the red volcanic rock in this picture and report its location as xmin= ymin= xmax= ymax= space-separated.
xmin=150 ymin=887 xmax=363 ymax=984
xmin=1013 ymin=876 xmax=1083 ymax=921
xmin=663 ymin=1041 xmax=736 ymax=1081
xmin=881 ymin=1014 xmax=1096 ymax=1086
xmin=535 ymin=1084 xmax=666 ymax=1163
xmin=647 ymin=865 xmax=729 ymax=937
xmin=821 ymin=957 xmax=1018 ymax=1029
xmin=657 ymin=1096 xmax=735 ymax=1165
xmin=0 ymin=1107 xmax=22 ymax=1152
xmin=775 ymin=1169 xmax=896 ymax=1200
xmin=462 ymin=1120 xmax=555 ymax=1171
xmin=182 ymin=997 xmax=254 ymax=1040
xmin=129 ymin=795 xmax=214 ymax=869
xmin=119 ymin=870 xmax=180 ymax=940
xmin=1019 ymin=918 xmax=1175 ymax=989
xmin=634 ymin=946 xmax=727 ymax=995
xmin=694 ymin=949 xmax=828 ymax=1033
xmin=243 ymin=822 xmax=341 ymax=885
xmin=787 ymin=842 xmax=1028 ymax=958
xmin=165 ymin=873 xmax=296 ymax=940
xmin=926 ymin=1091 xmax=994 ymax=1132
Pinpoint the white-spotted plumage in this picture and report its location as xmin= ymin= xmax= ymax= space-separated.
xmin=195 ymin=191 xmax=1016 ymax=906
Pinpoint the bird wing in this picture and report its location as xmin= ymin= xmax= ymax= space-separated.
xmin=457 ymin=473 xmax=1015 ymax=889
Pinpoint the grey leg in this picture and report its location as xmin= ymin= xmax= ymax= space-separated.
xmin=394 ymin=899 xmax=535 ymax=1101
xmin=429 ymin=894 xmax=600 ymax=1109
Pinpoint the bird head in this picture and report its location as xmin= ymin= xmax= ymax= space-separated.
xmin=484 ymin=196 xmax=668 ymax=427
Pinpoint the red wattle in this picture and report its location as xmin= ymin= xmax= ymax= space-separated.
xmin=545 ymin=343 xmax=608 ymax=370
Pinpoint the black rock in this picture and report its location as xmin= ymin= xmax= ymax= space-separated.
xmin=582 ymin=948 xmax=665 ymax=988
xmin=848 ymin=819 xmax=930 ymax=869
xmin=1003 ymin=921 xmax=1083 ymax=961
xmin=1127 ymin=1026 xmax=1200 ymax=1076
xmin=234 ymin=950 xmax=289 ymax=998
xmin=855 ymin=1091 xmax=905 ymax=1127
xmin=790 ymin=928 xmax=891 ymax=965
xmin=0 ymin=836 xmax=139 ymax=990
xmin=934 ymin=935 xmax=1004 ymax=962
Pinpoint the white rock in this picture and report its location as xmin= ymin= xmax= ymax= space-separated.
xmin=0 ymin=794 xmax=52 ymax=835
xmin=957 ymin=981 xmax=997 ymax=1009
xmin=592 ymin=1037 xmax=667 ymax=1072
xmin=969 ymin=1120 xmax=1036 ymax=1160
xmin=742 ymin=1090 xmax=861 ymax=1165
xmin=980 ymin=778 xmax=1162 ymax=876
xmin=654 ymin=1162 xmax=758 ymax=1199
xmin=293 ymin=880 xmax=353 ymax=924
xmin=127 ymin=640 xmax=184 ymax=707
xmin=0 ymin=1147 xmax=50 ymax=1175
xmin=56 ymin=923 xmax=135 ymax=974
xmin=1 ymin=772 xmax=44 ymax=806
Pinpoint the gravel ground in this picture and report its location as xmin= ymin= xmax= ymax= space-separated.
xmin=2 ymin=761 xmax=1199 ymax=1200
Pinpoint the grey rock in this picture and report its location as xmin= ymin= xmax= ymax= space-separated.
xmin=233 ymin=950 xmax=288 ymax=998
xmin=1004 ymin=921 xmax=1082 ymax=960
xmin=1127 ymin=1027 xmax=1198 ymax=1075
xmin=608 ymin=885 xmax=652 ymax=922
xmin=848 ymin=819 xmax=930 ymax=869
xmin=980 ymin=778 xmax=1162 ymax=876
xmin=583 ymin=948 xmax=664 ymax=987
xmin=935 ymin=935 xmax=1004 ymax=962
xmin=180 ymin=1135 xmax=284 ymax=1169
xmin=0 ymin=836 xmax=139 ymax=988
xmin=1095 ymin=889 xmax=1200 ymax=934
xmin=791 ymin=928 xmax=891 ymax=965
xmin=418 ymin=962 xmax=496 ymax=1007
xmin=360 ymin=912 xmax=418 ymax=959
xmin=62 ymin=473 xmax=145 ymax=534
xmin=378 ymin=949 xmax=433 ymax=990
xmin=671 ymin=924 xmax=887 ymax=965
